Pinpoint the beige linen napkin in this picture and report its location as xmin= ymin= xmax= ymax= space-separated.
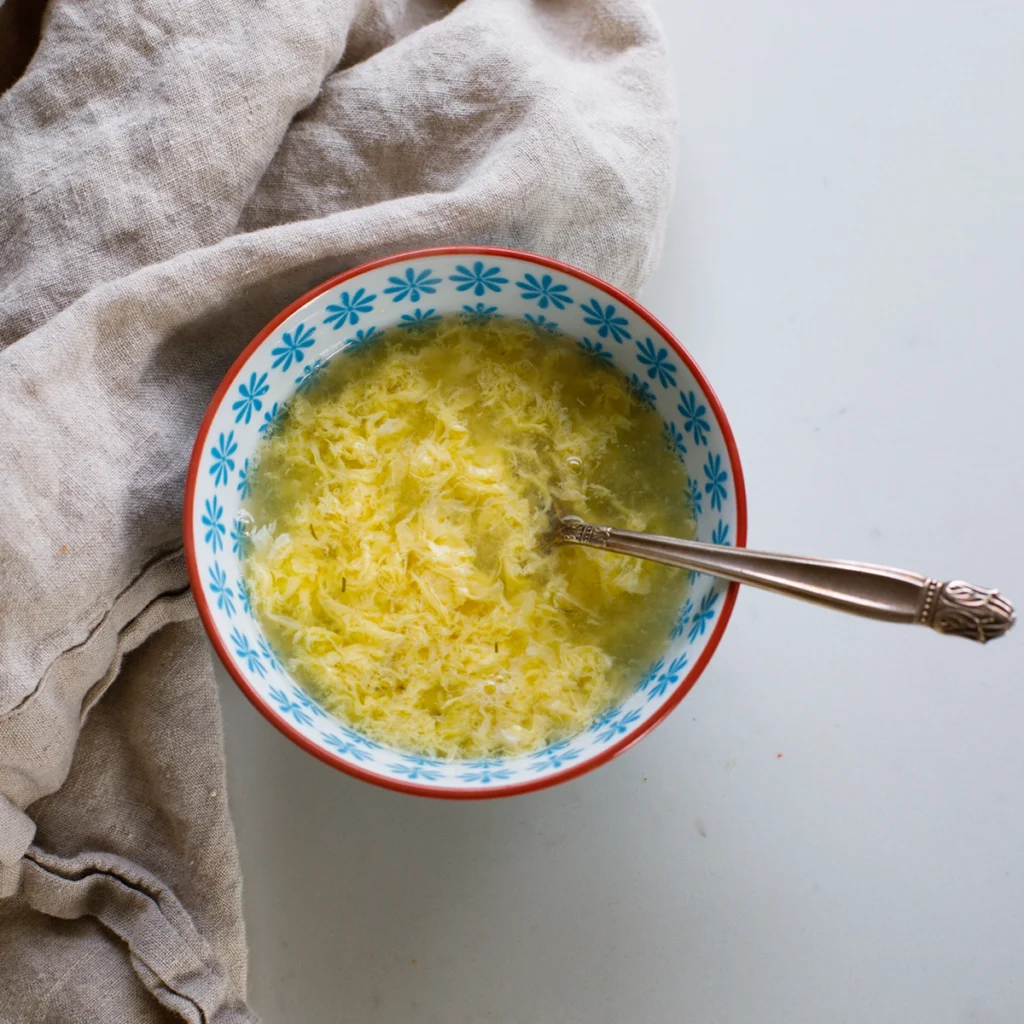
xmin=0 ymin=0 xmax=676 ymax=1018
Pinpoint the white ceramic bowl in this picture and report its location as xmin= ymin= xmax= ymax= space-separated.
xmin=185 ymin=247 xmax=746 ymax=797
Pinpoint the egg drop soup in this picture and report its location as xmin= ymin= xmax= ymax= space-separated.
xmin=242 ymin=316 xmax=695 ymax=759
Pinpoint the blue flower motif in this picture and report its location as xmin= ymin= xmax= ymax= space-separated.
xmin=459 ymin=764 xmax=514 ymax=784
xmin=635 ymin=658 xmax=665 ymax=692
xmin=636 ymin=338 xmax=677 ymax=389
xmin=290 ymin=683 xmax=329 ymax=719
xmin=677 ymin=391 xmax=711 ymax=446
xmin=389 ymin=759 xmax=443 ymax=781
xmin=209 ymin=432 xmax=237 ymax=487
xmin=646 ymin=654 xmax=688 ymax=701
xmin=528 ymin=740 xmax=582 ymax=772
xmin=259 ymin=401 xmax=282 ymax=435
xmin=271 ymin=322 xmax=315 ymax=372
xmin=596 ymin=707 xmax=642 ymax=744
xmin=201 ymin=496 xmax=225 ymax=553
xmin=268 ymin=684 xmax=312 ymax=726
xmin=703 ymin=452 xmax=728 ymax=512
xmin=208 ymin=562 xmax=235 ymax=616
xmin=336 ymin=725 xmax=381 ymax=750
xmin=345 ymin=327 xmax=378 ymax=352
xmin=399 ymin=308 xmax=442 ymax=331
xmin=295 ymin=358 xmax=328 ymax=394
xmin=688 ymin=590 xmax=720 ymax=642
xmin=230 ymin=518 xmax=249 ymax=558
xmin=670 ymin=598 xmax=694 ymax=639
xmin=237 ymin=457 xmax=252 ymax=499
xmin=588 ymin=706 xmax=621 ymax=734
xmin=230 ymin=627 xmax=265 ymax=677
xmin=580 ymin=298 xmax=630 ymax=343
xmin=321 ymin=731 xmax=374 ymax=762
xmin=236 ymin=578 xmax=251 ymax=615
xmin=664 ymin=421 xmax=687 ymax=459
xmin=323 ymin=287 xmax=376 ymax=329
xmin=462 ymin=757 xmax=506 ymax=770
xmin=523 ymin=313 xmax=559 ymax=332
xmin=687 ymin=477 xmax=703 ymax=518
xmin=449 ymin=262 xmax=508 ymax=296
xmin=384 ymin=267 xmax=441 ymax=303
xmin=232 ymin=372 xmax=269 ymax=425
xmin=516 ymin=273 xmax=573 ymax=310
xmin=461 ymin=303 xmax=499 ymax=321
xmin=712 ymin=519 xmax=731 ymax=546
xmin=627 ymin=374 xmax=656 ymax=410
xmin=256 ymin=637 xmax=281 ymax=672
xmin=577 ymin=337 xmax=613 ymax=365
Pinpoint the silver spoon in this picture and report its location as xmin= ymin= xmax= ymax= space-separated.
xmin=555 ymin=516 xmax=1014 ymax=643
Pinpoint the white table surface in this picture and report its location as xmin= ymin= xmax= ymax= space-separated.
xmin=214 ymin=3 xmax=1024 ymax=1021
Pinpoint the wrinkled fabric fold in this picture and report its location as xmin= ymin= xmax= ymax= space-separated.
xmin=0 ymin=0 xmax=676 ymax=1018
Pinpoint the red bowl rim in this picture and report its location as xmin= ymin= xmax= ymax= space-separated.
xmin=183 ymin=245 xmax=748 ymax=799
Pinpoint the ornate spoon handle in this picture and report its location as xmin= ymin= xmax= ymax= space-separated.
xmin=557 ymin=517 xmax=1015 ymax=643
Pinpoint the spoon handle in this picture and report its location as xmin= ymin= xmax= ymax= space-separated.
xmin=557 ymin=518 xmax=1015 ymax=643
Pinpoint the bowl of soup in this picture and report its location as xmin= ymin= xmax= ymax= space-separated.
xmin=184 ymin=247 xmax=747 ymax=797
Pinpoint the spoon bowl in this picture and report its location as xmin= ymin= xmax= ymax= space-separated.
xmin=184 ymin=246 xmax=747 ymax=797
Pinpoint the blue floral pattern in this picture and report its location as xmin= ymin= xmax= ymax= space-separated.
xmin=688 ymin=590 xmax=720 ymax=642
xmin=268 ymin=685 xmax=313 ymax=727
xmin=236 ymin=578 xmax=251 ymax=615
xmin=345 ymin=327 xmax=378 ymax=352
xmin=230 ymin=518 xmax=248 ymax=558
xmin=459 ymin=764 xmax=515 ymax=784
xmin=295 ymin=358 xmax=328 ymax=394
xmin=670 ymin=598 xmax=693 ymax=640
xmin=323 ymin=287 xmax=375 ymax=328
xmin=524 ymin=313 xmax=559 ymax=332
xmin=516 ymin=273 xmax=573 ymax=310
xmin=636 ymin=338 xmax=677 ymax=389
xmin=237 ymin=457 xmax=252 ymax=499
xmin=528 ymin=741 xmax=582 ymax=772
xmin=677 ymin=391 xmax=711 ymax=446
xmin=257 ymin=638 xmax=282 ymax=673
xmin=703 ymin=452 xmax=728 ymax=512
xmin=688 ymin=477 xmax=703 ymax=519
xmin=580 ymin=298 xmax=630 ymax=342
xmin=389 ymin=760 xmax=443 ymax=782
xmin=321 ymin=732 xmax=374 ymax=762
xmin=291 ymin=685 xmax=327 ymax=718
xmin=232 ymin=373 xmax=269 ymax=425
xmin=209 ymin=432 xmax=237 ymax=487
xmin=664 ymin=421 xmax=687 ymax=459
xmin=335 ymin=725 xmax=380 ymax=750
xmin=202 ymin=496 xmax=225 ymax=553
xmin=577 ymin=337 xmax=613 ymax=364
xmin=399 ymin=308 xmax=442 ymax=331
xmin=627 ymin=373 xmax=656 ymax=409
xmin=449 ymin=262 xmax=508 ymax=296
xmin=712 ymin=519 xmax=730 ymax=545
xmin=635 ymin=658 xmax=665 ymax=693
xmin=461 ymin=303 xmax=499 ymax=321
xmin=208 ymin=563 xmax=234 ymax=616
xmin=230 ymin=628 xmax=265 ymax=677
xmin=271 ymin=323 xmax=315 ymax=371
xmin=595 ymin=707 xmax=642 ymax=744
xmin=645 ymin=654 xmax=688 ymax=701
xmin=587 ymin=706 xmax=621 ymax=734
xmin=259 ymin=402 xmax=282 ymax=435
xmin=385 ymin=267 xmax=441 ymax=303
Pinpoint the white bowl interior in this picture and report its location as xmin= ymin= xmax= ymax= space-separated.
xmin=190 ymin=252 xmax=740 ymax=793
